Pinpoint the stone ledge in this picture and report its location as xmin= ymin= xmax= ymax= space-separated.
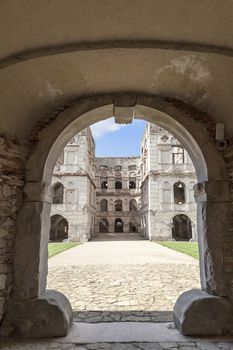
xmin=0 ymin=290 xmax=72 ymax=338
xmin=174 ymin=289 xmax=233 ymax=336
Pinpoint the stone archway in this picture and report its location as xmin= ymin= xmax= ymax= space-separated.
xmin=50 ymin=215 xmax=69 ymax=242
xmin=2 ymin=93 xmax=232 ymax=338
xmin=172 ymin=214 xmax=192 ymax=241
xmin=115 ymin=218 xmax=123 ymax=233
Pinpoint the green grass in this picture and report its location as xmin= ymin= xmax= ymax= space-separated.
xmin=157 ymin=241 xmax=199 ymax=259
xmin=48 ymin=242 xmax=79 ymax=258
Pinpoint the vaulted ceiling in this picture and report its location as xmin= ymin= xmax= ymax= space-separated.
xmin=1 ymin=1 xmax=233 ymax=139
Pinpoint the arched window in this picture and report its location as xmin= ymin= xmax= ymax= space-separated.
xmin=101 ymin=179 xmax=108 ymax=189
xmin=50 ymin=215 xmax=68 ymax=241
xmin=129 ymin=180 xmax=136 ymax=189
xmin=115 ymin=180 xmax=122 ymax=189
xmin=53 ymin=183 xmax=64 ymax=204
xmin=129 ymin=199 xmax=137 ymax=211
xmin=99 ymin=218 xmax=109 ymax=233
xmin=174 ymin=181 xmax=185 ymax=204
xmin=115 ymin=199 xmax=122 ymax=211
xmin=172 ymin=215 xmax=192 ymax=241
xmin=100 ymin=199 xmax=108 ymax=212
xmin=115 ymin=218 xmax=123 ymax=233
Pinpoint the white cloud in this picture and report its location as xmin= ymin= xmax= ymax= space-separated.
xmin=91 ymin=117 xmax=126 ymax=138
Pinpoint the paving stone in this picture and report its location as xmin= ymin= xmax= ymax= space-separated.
xmin=159 ymin=343 xmax=179 ymax=349
xmin=217 ymin=343 xmax=233 ymax=350
xmin=112 ymin=344 xmax=138 ymax=350
xmin=197 ymin=341 xmax=221 ymax=350
xmin=47 ymin=263 xmax=200 ymax=322
xmin=2 ymin=342 xmax=233 ymax=350
xmin=136 ymin=343 xmax=163 ymax=349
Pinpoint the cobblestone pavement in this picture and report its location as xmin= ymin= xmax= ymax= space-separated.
xmin=47 ymin=241 xmax=200 ymax=323
xmin=1 ymin=341 xmax=233 ymax=349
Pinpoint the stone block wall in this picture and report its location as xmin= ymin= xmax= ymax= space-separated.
xmin=0 ymin=132 xmax=26 ymax=323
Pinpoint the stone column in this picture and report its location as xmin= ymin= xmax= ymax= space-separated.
xmin=109 ymin=220 xmax=114 ymax=233
xmin=123 ymin=198 xmax=129 ymax=212
xmin=195 ymin=181 xmax=230 ymax=295
xmin=109 ymin=199 xmax=114 ymax=212
xmin=122 ymin=177 xmax=128 ymax=189
xmin=108 ymin=177 xmax=114 ymax=190
xmin=1 ymin=181 xmax=72 ymax=337
xmin=174 ymin=180 xmax=233 ymax=336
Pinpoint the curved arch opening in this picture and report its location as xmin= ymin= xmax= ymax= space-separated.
xmin=115 ymin=180 xmax=122 ymax=189
xmin=173 ymin=181 xmax=186 ymax=204
xmin=41 ymin=102 xmax=208 ymax=186
xmin=100 ymin=199 xmax=108 ymax=212
xmin=50 ymin=214 xmax=69 ymax=242
xmin=172 ymin=214 xmax=192 ymax=241
xmin=52 ymin=182 xmax=64 ymax=204
xmin=115 ymin=218 xmax=124 ymax=233
xmin=18 ymin=94 xmax=231 ymax=337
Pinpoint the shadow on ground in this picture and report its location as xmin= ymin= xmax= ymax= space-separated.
xmin=73 ymin=310 xmax=173 ymax=323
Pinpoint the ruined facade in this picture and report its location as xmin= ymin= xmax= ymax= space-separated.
xmin=51 ymin=128 xmax=96 ymax=242
xmin=95 ymin=157 xmax=141 ymax=236
xmin=141 ymin=123 xmax=197 ymax=241
xmin=51 ymin=123 xmax=196 ymax=241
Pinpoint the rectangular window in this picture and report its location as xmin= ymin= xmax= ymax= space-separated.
xmin=172 ymin=146 xmax=184 ymax=164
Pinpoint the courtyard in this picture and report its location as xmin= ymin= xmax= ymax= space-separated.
xmin=47 ymin=238 xmax=200 ymax=323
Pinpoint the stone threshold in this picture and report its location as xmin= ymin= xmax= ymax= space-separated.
xmin=73 ymin=311 xmax=173 ymax=323
xmin=51 ymin=322 xmax=233 ymax=344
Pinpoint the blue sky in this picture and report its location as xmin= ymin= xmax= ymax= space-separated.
xmin=91 ymin=118 xmax=147 ymax=157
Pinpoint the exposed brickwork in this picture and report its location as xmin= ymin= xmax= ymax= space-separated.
xmin=28 ymin=104 xmax=71 ymax=145
xmin=165 ymin=98 xmax=216 ymax=139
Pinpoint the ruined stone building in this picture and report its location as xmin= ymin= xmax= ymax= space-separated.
xmin=141 ymin=123 xmax=197 ymax=241
xmin=95 ymin=157 xmax=141 ymax=235
xmin=50 ymin=128 xmax=96 ymax=242
xmin=50 ymin=123 xmax=196 ymax=241
xmin=1 ymin=0 xmax=233 ymax=339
